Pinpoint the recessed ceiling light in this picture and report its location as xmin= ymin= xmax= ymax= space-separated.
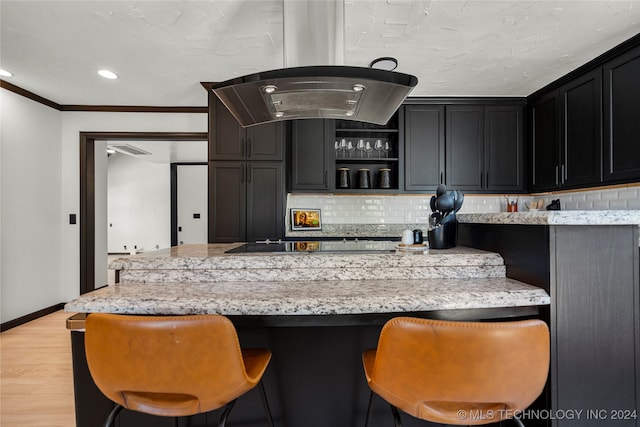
xmin=98 ymin=70 xmax=118 ymax=80
xmin=263 ymin=85 xmax=278 ymax=94
xmin=352 ymin=84 xmax=366 ymax=92
xmin=0 ymin=69 xmax=13 ymax=77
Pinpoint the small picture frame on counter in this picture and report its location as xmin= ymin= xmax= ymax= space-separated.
xmin=291 ymin=209 xmax=322 ymax=231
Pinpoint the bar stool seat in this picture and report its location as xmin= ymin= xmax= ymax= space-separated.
xmin=85 ymin=313 xmax=275 ymax=427
xmin=363 ymin=317 xmax=550 ymax=427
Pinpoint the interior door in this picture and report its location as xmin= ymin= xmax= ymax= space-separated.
xmin=176 ymin=165 xmax=208 ymax=245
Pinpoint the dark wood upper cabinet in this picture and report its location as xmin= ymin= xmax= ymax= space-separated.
xmin=405 ymin=103 xmax=523 ymax=193
xmin=603 ymin=44 xmax=640 ymax=183
xmin=530 ymin=91 xmax=561 ymax=192
xmin=289 ymin=119 xmax=331 ymax=191
xmin=446 ymin=106 xmax=484 ymax=191
xmin=404 ymin=104 xmax=445 ymax=191
xmin=209 ymin=97 xmax=283 ymax=161
xmin=484 ymin=105 xmax=524 ymax=192
xmin=561 ymin=69 xmax=603 ymax=188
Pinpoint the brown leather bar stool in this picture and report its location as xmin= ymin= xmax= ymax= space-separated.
xmin=85 ymin=313 xmax=275 ymax=427
xmin=363 ymin=317 xmax=550 ymax=427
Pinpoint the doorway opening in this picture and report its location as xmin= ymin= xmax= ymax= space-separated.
xmin=80 ymin=132 xmax=207 ymax=294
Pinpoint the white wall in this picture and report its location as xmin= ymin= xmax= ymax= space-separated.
xmin=1 ymin=90 xmax=62 ymax=323
xmin=107 ymin=153 xmax=171 ymax=253
xmin=1 ymin=88 xmax=207 ymax=322
xmin=60 ymin=111 xmax=207 ymax=303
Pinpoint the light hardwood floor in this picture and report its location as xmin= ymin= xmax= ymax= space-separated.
xmin=1 ymin=310 xmax=76 ymax=426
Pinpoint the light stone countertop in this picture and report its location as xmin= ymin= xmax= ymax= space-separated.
xmin=110 ymin=245 xmax=508 ymax=283
xmin=64 ymin=277 xmax=549 ymax=316
xmin=65 ymin=243 xmax=550 ymax=317
xmin=458 ymin=210 xmax=640 ymax=225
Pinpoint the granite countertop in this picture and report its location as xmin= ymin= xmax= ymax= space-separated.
xmin=110 ymin=245 xmax=507 ymax=283
xmin=458 ymin=210 xmax=640 ymax=225
xmin=64 ymin=277 xmax=549 ymax=316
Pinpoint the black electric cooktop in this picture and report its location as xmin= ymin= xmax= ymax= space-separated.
xmin=226 ymin=239 xmax=399 ymax=254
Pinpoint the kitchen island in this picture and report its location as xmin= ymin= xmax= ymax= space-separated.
xmin=65 ymin=245 xmax=549 ymax=427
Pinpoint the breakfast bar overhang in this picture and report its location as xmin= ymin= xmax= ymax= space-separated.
xmin=65 ymin=243 xmax=549 ymax=427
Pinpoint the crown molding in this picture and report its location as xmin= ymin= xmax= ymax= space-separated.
xmin=1 ymin=80 xmax=206 ymax=113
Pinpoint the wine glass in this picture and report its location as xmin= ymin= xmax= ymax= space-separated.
xmin=346 ymin=140 xmax=355 ymax=158
xmin=334 ymin=140 xmax=341 ymax=157
xmin=339 ymin=138 xmax=347 ymax=158
xmin=383 ymin=140 xmax=392 ymax=158
xmin=364 ymin=141 xmax=373 ymax=158
xmin=374 ymin=139 xmax=384 ymax=158
xmin=356 ymin=139 xmax=365 ymax=157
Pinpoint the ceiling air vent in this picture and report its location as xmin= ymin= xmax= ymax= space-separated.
xmin=109 ymin=144 xmax=151 ymax=156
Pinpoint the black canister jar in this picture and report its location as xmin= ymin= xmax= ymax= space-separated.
xmin=337 ymin=168 xmax=351 ymax=189
xmin=357 ymin=168 xmax=371 ymax=189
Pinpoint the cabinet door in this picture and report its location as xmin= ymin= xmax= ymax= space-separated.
xmin=247 ymin=162 xmax=284 ymax=241
xmin=209 ymin=97 xmax=244 ymax=160
xmin=530 ymin=91 xmax=561 ymax=191
xmin=561 ymin=69 xmax=603 ymax=187
xmin=446 ymin=106 xmax=484 ymax=191
xmin=208 ymin=161 xmax=246 ymax=243
xmin=604 ymin=45 xmax=640 ymax=182
xmin=485 ymin=105 xmax=524 ymax=192
xmin=290 ymin=119 xmax=330 ymax=190
xmin=246 ymin=122 xmax=284 ymax=161
xmin=404 ymin=105 xmax=445 ymax=191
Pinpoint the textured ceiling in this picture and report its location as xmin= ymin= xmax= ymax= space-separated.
xmin=1 ymin=0 xmax=639 ymax=107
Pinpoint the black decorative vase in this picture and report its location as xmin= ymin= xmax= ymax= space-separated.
xmin=428 ymin=221 xmax=457 ymax=249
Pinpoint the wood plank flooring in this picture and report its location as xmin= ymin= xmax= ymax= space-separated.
xmin=1 ymin=310 xmax=76 ymax=426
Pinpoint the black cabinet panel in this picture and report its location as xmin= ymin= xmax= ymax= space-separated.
xmin=485 ymin=106 xmax=524 ymax=191
xmin=247 ymin=162 xmax=284 ymax=241
xmin=553 ymin=226 xmax=639 ymax=426
xmin=404 ymin=105 xmax=445 ymax=191
xmin=210 ymin=97 xmax=283 ymax=161
xmin=604 ymin=45 xmax=640 ymax=182
xmin=530 ymin=91 xmax=560 ymax=191
xmin=208 ymin=161 xmax=246 ymax=242
xmin=561 ymin=70 xmax=603 ymax=187
xmin=290 ymin=119 xmax=330 ymax=190
xmin=446 ymin=106 xmax=484 ymax=191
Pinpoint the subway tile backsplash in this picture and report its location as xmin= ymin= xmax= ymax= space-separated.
xmin=287 ymin=185 xmax=640 ymax=226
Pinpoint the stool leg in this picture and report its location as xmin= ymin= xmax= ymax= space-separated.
xmin=104 ymin=404 xmax=123 ymax=427
xmin=364 ymin=391 xmax=374 ymax=427
xmin=257 ymin=380 xmax=275 ymax=427
xmin=389 ymin=404 xmax=402 ymax=427
xmin=217 ymin=399 xmax=237 ymax=427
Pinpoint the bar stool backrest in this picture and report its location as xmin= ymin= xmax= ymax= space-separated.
xmin=85 ymin=313 xmax=264 ymax=417
xmin=365 ymin=317 xmax=550 ymax=425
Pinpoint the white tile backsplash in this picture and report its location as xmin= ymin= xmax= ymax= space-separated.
xmin=287 ymin=184 xmax=640 ymax=226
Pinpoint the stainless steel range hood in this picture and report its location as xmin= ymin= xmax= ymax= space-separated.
xmin=211 ymin=66 xmax=418 ymax=127
xmin=210 ymin=0 xmax=417 ymax=127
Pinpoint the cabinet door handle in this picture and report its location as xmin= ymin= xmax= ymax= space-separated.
xmin=324 ymin=170 xmax=327 ymax=186
xmin=241 ymin=164 xmax=245 ymax=183
xmin=480 ymin=172 xmax=483 ymax=188
xmin=440 ymin=172 xmax=444 ymax=185
xmin=561 ymin=164 xmax=566 ymax=184
xmin=247 ymin=138 xmax=252 ymax=158
xmin=555 ymin=165 xmax=559 ymax=186
xmin=485 ymin=171 xmax=489 ymax=188
xmin=248 ymin=166 xmax=252 ymax=183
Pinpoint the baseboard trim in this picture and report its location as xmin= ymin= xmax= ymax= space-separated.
xmin=1 ymin=303 xmax=66 ymax=332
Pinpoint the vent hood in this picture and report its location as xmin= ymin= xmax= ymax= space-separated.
xmin=211 ymin=66 xmax=417 ymax=127
xmin=210 ymin=0 xmax=417 ymax=127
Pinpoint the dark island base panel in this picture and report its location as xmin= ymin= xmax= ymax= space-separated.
xmin=71 ymin=313 xmax=538 ymax=427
